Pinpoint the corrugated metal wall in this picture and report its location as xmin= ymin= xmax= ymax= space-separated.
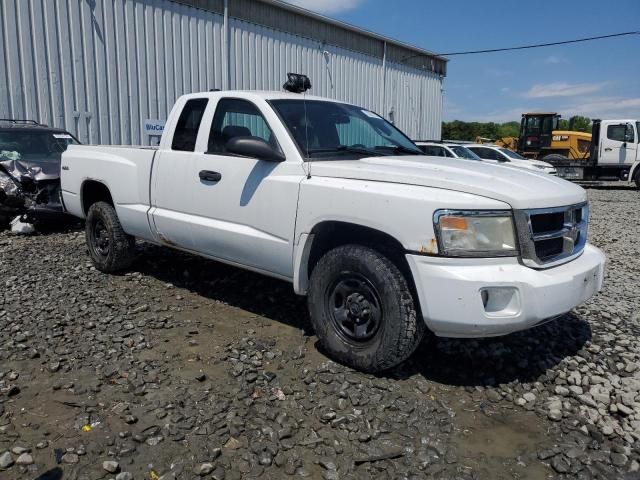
xmin=0 ymin=0 xmax=443 ymax=145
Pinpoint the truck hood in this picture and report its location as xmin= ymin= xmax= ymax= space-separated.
xmin=309 ymin=156 xmax=586 ymax=209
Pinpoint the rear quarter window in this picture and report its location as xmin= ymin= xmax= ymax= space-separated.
xmin=172 ymin=98 xmax=208 ymax=151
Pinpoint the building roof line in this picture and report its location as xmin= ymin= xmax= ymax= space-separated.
xmin=257 ymin=0 xmax=448 ymax=63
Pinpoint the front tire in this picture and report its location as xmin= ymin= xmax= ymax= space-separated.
xmin=308 ymin=245 xmax=425 ymax=372
xmin=85 ymin=201 xmax=135 ymax=272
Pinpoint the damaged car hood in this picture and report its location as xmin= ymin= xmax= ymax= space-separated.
xmin=309 ymin=155 xmax=586 ymax=210
xmin=0 ymin=158 xmax=60 ymax=181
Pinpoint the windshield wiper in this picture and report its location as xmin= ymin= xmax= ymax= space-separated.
xmin=336 ymin=145 xmax=386 ymax=156
xmin=389 ymin=145 xmax=423 ymax=155
xmin=306 ymin=146 xmax=385 ymax=157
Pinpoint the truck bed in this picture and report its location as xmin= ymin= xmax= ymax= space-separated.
xmin=61 ymin=145 xmax=158 ymax=240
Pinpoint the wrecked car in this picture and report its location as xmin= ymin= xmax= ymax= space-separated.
xmin=0 ymin=120 xmax=79 ymax=230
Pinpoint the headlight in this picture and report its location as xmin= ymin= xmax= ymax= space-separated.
xmin=434 ymin=210 xmax=518 ymax=257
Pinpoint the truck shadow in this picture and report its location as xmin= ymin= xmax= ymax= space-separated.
xmin=135 ymin=242 xmax=592 ymax=387
xmin=396 ymin=312 xmax=593 ymax=387
xmin=135 ymin=243 xmax=312 ymax=333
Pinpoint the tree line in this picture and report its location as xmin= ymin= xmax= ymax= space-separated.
xmin=441 ymin=116 xmax=592 ymax=142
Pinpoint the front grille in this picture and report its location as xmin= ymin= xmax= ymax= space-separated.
xmin=514 ymin=203 xmax=588 ymax=267
xmin=535 ymin=237 xmax=564 ymax=260
xmin=530 ymin=212 xmax=564 ymax=234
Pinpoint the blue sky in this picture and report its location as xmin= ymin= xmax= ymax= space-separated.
xmin=285 ymin=0 xmax=640 ymax=123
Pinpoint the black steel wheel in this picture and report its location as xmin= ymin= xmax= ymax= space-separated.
xmin=85 ymin=201 xmax=135 ymax=272
xmin=90 ymin=218 xmax=111 ymax=258
xmin=327 ymin=273 xmax=382 ymax=344
xmin=308 ymin=244 xmax=425 ymax=372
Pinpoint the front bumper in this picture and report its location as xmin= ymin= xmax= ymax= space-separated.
xmin=406 ymin=243 xmax=605 ymax=338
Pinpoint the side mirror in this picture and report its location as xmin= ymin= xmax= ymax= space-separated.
xmin=225 ymin=137 xmax=285 ymax=162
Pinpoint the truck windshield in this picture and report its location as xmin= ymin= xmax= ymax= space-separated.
xmin=450 ymin=146 xmax=481 ymax=160
xmin=0 ymin=131 xmax=79 ymax=163
xmin=269 ymin=99 xmax=422 ymax=159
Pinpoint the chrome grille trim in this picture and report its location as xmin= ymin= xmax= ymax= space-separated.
xmin=513 ymin=202 xmax=589 ymax=268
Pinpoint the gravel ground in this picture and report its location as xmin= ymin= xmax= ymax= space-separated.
xmin=1 ymin=186 xmax=639 ymax=480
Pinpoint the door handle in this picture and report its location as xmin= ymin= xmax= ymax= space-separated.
xmin=604 ymin=148 xmax=612 ymax=152
xmin=199 ymin=170 xmax=222 ymax=182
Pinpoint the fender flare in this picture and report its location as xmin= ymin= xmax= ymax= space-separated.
xmin=291 ymin=221 xmax=411 ymax=296
xmin=80 ymin=178 xmax=114 ymax=215
xmin=629 ymin=162 xmax=640 ymax=183
xmin=292 ymin=233 xmax=314 ymax=295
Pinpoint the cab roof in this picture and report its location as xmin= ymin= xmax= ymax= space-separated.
xmin=180 ymin=90 xmax=351 ymax=104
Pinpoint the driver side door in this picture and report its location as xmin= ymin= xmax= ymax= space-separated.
xmin=188 ymin=98 xmax=304 ymax=278
xmin=601 ymin=123 xmax=636 ymax=165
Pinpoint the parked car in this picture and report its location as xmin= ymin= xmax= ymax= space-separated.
xmin=466 ymin=144 xmax=557 ymax=174
xmin=415 ymin=141 xmax=483 ymax=160
xmin=0 ymin=119 xmax=79 ymax=229
xmin=60 ymin=76 xmax=605 ymax=372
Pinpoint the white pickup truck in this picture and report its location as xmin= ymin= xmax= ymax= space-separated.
xmin=61 ymin=82 xmax=606 ymax=372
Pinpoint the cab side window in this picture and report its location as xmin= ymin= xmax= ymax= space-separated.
xmin=421 ymin=146 xmax=444 ymax=156
xmin=470 ymin=147 xmax=491 ymax=159
xmin=208 ymin=99 xmax=277 ymax=154
xmin=607 ymin=125 xmax=627 ymax=142
xmin=172 ymin=98 xmax=208 ymax=151
xmin=484 ymin=149 xmax=503 ymax=161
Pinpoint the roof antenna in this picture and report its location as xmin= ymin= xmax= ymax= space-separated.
xmin=303 ymin=91 xmax=311 ymax=179
xmin=283 ymin=73 xmax=313 ymax=179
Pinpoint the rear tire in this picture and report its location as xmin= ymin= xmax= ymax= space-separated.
xmin=542 ymin=154 xmax=570 ymax=163
xmin=635 ymin=171 xmax=640 ymax=190
xmin=85 ymin=201 xmax=135 ymax=272
xmin=308 ymin=244 xmax=425 ymax=372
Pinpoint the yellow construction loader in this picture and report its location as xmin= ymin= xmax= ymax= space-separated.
xmin=476 ymin=113 xmax=640 ymax=186
xmin=476 ymin=112 xmax=592 ymax=160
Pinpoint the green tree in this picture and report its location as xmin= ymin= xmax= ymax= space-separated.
xmin=442 ymin=120 xmax=519 ymax=141
xmin=497 ymin=121 xmax=520 ymax=138
xmin=558 ymin=116 xmax=592 ymax=132
xmin=441 ymin=116 xmax=593 ymax=142
xmin=568 ymin=116 xmax=592 ymax=133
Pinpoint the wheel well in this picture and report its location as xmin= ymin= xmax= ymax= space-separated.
xmin=306 ymin=221 xmax=412 ymax=283
xmin=81 ymin=180 xmax=113 ymax=215
xmin=308 ymin=222 xmax=405 ymax=271
xmin=304 ymin=221 xmax=421 ymax=314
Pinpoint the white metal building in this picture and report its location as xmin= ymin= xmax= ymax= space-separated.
xmin=0 ymin=0 xmax=447 ymax=145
